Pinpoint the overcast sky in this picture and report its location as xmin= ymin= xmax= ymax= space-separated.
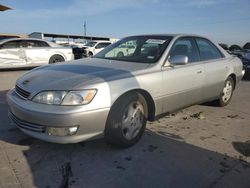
xmin=1 ymin=0 xmax=250 ymax=45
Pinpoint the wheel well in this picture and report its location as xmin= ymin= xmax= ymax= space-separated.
xmin=113 ymin=89 xmax=156 ymax=121
xmin=50 ymin=54 xmax=65 ymax=60
xmin=228 ymin=73 xmax=236 ymax=89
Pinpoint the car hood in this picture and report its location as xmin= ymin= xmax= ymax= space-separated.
xmin=16 ymin=58 xmax=152 ymax=93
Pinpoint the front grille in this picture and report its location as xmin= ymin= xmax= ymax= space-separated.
xmin=9 ymin=112 xmax=45 ymax=133
xmin=15 ymin=85 xmax=30 ymax=99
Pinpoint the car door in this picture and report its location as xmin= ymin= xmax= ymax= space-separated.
xmin=23 ymin=40 xmax=51 ymax=65
xmin=195 ymin=38 xmax=228 ymax=100
xmin=0 ymin=40 xmax=27 ymax=66
xmin=161 ymin=37 xmax=205 ymax=112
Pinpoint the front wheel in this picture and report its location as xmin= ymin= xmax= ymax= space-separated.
xmin=104 ymin=92 xmax=148 ymax=148
xmin=215 ymin=76 xmax=234 ymax=106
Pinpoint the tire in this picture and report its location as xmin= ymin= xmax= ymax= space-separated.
xmin=49 ymin=55 xmax=65 ymax=64
xmin=117 ymin=51 xmax=124 ymax=57
xmin=214 ymin=76 xmax=234 ymax=106
xmin=88 ymin=52 xmax=93 ymax=57
xmin=104 ymin=92 xmax=148 ymax=148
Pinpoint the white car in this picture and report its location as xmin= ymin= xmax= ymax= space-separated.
xmin=0 ymin=38 xmax=74 ymax=68
xmin=82 ymin=41 xmax=112 ymax=57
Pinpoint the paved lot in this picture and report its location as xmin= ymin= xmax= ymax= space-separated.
xmin=0 ymin=70 xmax=249 ymax=188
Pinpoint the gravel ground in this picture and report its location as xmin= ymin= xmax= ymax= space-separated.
xmin=0 ymin=70 xmax=249 ymax=188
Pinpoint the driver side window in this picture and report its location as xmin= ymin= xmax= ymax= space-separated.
xmin=169 ymin=37 xmax=199 ymax=63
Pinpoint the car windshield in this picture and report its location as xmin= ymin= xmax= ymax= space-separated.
xmin=85 ymin=42 xmax=97 ymax=47
xmin=94 ymin=35 xmax=173 ymax=63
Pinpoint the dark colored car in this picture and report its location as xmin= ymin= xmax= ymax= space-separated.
xmin=227 ymin=44 xmax=250 ymax=78
xmin=242 ymin=43 xmax=250 ymax=77
xmin=241 ymin=51 xmax=250 ymax=77
xmin=229 ymin=44 xmax=243 ymax=58
xmin=243 ymin=42 xmax=250 ymax=50
xmin=219 ymin=43 xmax=229 ymax=51
xmin=72 ymin=46 xmax=85 ymax=59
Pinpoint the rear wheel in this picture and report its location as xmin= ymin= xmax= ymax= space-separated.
xmin=105 ymin=92 xmax=148 ymax=147
xmin=214 ymin=76 xmax=234 ymax=106
xmin=88 ymin=52 xmax=93 ymax=57
xmin=49 ymin=55 xmax=65 ymax=64
xmin=117 ymin=51 xmax=124 ymax=57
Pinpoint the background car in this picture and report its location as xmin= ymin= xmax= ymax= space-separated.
xmin=228 ymin=44 xmax=243 ymax=58
xmin=243 ymin=42 xmax=250 ymax=50
xmin=228 ymin=44 xmax=250 ymax=77
xmin=82 ymin=41 xmax=112 ymax=57
xmin=241 ymin=43 xmax=250 ymax=77
xmin=0 ymin=38 xmax=74 ymax=68
xmin=218 ymin=43 xmax=229 ymax=51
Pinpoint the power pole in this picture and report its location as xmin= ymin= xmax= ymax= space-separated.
xmin=84 ymin=21 xmax=86 ymax=36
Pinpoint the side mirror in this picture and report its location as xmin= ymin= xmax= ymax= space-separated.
xmin=169 ymin=55 xmax=188 ymax=65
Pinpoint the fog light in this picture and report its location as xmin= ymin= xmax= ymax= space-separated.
xmin=46 ymin=126 xmax=78 ymax=136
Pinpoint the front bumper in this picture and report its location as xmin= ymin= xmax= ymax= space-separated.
xmin=7 ymin=89 xmax=110 ymax=144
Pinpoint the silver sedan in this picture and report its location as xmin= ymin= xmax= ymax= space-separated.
xmin=7 ymin=34 xmax=244 ymax=147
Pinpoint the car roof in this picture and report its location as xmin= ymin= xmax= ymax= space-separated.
xmin=1 ymin=37 xmax=43 ymax=42
xmin=0 ymin=37 xmax=50 ymax=44
xmin=0 ymin=37 xmax=61 ymax=47
xmin=88 ymin=40 xmax=111 ymax=43
xmin=125 ymin=33 xmax=208 ymax=39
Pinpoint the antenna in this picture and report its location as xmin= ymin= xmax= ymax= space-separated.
xmin=84 ymin=21 xmax=86 ymax=36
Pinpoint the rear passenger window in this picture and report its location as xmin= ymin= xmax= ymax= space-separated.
xmin=36 ymin=41 xmax=49 ymax=47
xmin=24 ymin=40 xmax=49 ymax=48
xmin=196 ymin=38 xmax=223 ymax=61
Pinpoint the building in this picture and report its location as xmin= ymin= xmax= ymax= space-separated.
xmin=0 ymin=4 xmax=11 ymax=11
xmin=0 ymin=33 xmax=28 ymax=40
xmin=29 ymin=32 xmax=119 ymax=46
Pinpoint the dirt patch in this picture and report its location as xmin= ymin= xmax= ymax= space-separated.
xmin=190 ymin=112 xmax=205 ymax=120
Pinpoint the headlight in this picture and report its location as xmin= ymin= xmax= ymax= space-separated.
xmin=32 ymin=91 xmax=67 ymax=105
xmin=61 ymin=90 xmax=97 ymax=105
xmin=32 ymin=90 xmax=97 ymax=105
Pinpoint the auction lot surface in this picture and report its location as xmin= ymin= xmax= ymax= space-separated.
xmin=0 ymin=70 xmax=249 ymax=188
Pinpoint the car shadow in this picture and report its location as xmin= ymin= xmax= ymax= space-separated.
xmin=0 ymin=90 xmax=249 ymax=188
xmin=0 ymin=66 xmax=37 ymax=72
